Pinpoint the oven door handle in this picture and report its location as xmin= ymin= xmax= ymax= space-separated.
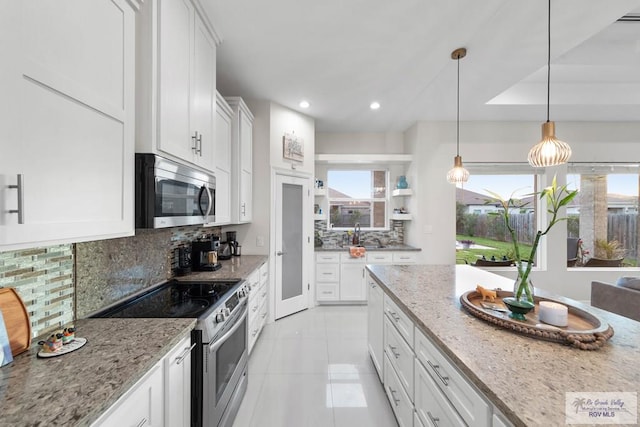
xmin=208 ymin=304 xmax=248 ymax=353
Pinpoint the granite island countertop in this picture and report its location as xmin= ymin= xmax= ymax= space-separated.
xmin=367 ymin=264 xmax=640 ymax=427
xmin=175 ymin=254 xmax=268 ymax=282
xmin=0 ymin=317 xmax=195 ymax=427
xmin=315 ymin=244 xmax=420 ymax=252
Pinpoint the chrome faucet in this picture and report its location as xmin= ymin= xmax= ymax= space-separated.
xmin=353 ymin=223 xmax=361 ymax=245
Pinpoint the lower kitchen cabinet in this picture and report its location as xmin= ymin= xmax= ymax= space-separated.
xmin=367 ymin=274 xmax=384 ymax=382
xmin=248 ymin=262 xmax=269 ymax=353
xmin=415 ymin=358 xmax=466 ymax=427
xmin=164 ymin=335 xmax=194 ymax=427
xmin=92 ymin=361 xmax=164 ymax=427
xmin=92 ymin=333 xmax=193 ymax=427
xmin=384 ymin=354 xmax=414 ymax=427
xmin=339 ymin=253 xmax=366 ymax=301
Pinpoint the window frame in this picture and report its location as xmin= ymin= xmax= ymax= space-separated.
xmin=326 ymin=167 xmax=390 ymax=231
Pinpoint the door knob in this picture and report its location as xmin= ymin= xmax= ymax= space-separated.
xmin=276 ymin=251 xmax=286 ymax=256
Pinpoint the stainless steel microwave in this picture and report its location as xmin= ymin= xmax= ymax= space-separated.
xmin=135 ymin=154 xmax=215 ymax=228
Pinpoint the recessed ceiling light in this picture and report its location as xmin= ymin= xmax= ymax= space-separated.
xmin=299 ymin=100 xmax=310 ymax=108
xmin=370 ymin=101 xmax=381 ymax=110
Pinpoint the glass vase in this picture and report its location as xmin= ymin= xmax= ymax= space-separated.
xmin=513 ymin=271 xmax=534 ymax=304
xmin=397 ymin=176 xmax=408 ymax=189
xmin=502 ymin=270 xmax=535 ymax=321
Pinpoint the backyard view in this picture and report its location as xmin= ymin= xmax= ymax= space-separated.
xmin=456 ymin=165 xmax=639 ymax=267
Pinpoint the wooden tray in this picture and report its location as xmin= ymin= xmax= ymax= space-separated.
xmin=460 ymin=290 xmax=614 ymax=350
xmin=0 ymin=287 xmax=32 ymax=356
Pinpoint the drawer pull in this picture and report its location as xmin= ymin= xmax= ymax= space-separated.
xmin=387 ymin=386 xmax=400 ymax=406
xmin=388 ymin=345 xmax=400 ymax=359
xmin=136 ymin=418 xmax=148 ymax=427
xmin=427 ymin=360 xmax=449 ymax=386
xmin=322 ymin=272 xmax=333 ymax=275
xmin=427 ymin=411 xmax=440 ymax=426
xmin=252 ymin=329 xmax=258 ymax=337
xmin=261 ymin=313 xmax=267 ymax=319
xmin=388 ymin=311 xmax=400 ymax=322
xmin=253 ymin=305 xmax=258 ymax=312
xmin=322 ymin=291 xmax=332 ymax=294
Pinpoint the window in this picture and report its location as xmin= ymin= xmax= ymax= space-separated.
xmin=567 ymin=163 xmax=639 ymax=267
xmin=327 ymin=169 xmax=387 ymax=229
xmin=455 ymin=164 xmax=538 ymax=265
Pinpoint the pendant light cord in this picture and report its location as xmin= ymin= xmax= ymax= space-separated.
xmin=546 ymin=0 xmax=551 ymax=123
xmin=456 ymin=53 xmax=460 ymax=156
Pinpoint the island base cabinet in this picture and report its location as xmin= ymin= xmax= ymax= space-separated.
xmin=367 ymin=276 xmax=384 ymax=382
xmin=91 ymin=361 xmax=163 ymax=427
xmin=415 ymin=358 xmax=466 ymax=427
xmin=384 ymin=354 xmax=414 ymax=427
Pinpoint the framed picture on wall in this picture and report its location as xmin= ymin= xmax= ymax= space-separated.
xmin=283 ymin=132 xmax=304 ymax=162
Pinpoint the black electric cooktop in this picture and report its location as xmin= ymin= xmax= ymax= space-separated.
xmin=93 ymin=280 xmax=240 ymax=319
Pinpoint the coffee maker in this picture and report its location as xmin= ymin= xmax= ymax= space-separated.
xmin=191 ymin=235 xmax=222 ymax=271
xmin=225 ymin=231 xmax=241 ymax=257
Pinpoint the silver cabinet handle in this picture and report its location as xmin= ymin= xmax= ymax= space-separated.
xmin=241 ymin=202 xmax=246 ymax=216
xmin=427 ymin=411 xmax=440 ymax=426
xmin=192 ymin=131 xmax=202 ymax=155
xmin=387 ymin=386 xmax=400 ymax=406
xmin=427 ymin=360 xmax=449 ymax=386
xmin=175 ymin=342 xmax=197 ymax=365
xmin=8 ymin=174 xmax=24 ymax=224
xmin=388 ymin=345 xmax=400 ymax=359
xmin=261 ymin=312 xmax=267 ymax=319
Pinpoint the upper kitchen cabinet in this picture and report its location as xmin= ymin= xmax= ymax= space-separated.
xmin=136 ymin=0 xmax=220 ymax=173
xmin=0 ymin=0 xmax=138 ymax=250
xmin=212 ymin=92 xmax=233 ymax=225
xmin=226 ymin=97 xmax=254 ymax=224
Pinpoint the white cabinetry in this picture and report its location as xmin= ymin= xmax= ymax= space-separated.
xmin=164 ymin=335 xmax=194 ymax=427
xmin=248 ymin=262 xmax=269 ymax=353
xmin=315 ymin=253 xmax=340 ymax=301
xmin=384 ymin=354 xmax=414 ymax=427
xmin=0 ymin=0 xmax=137 ymax=249
xmin=226 ymin=97 xmax=254 ymax=223
xmin=136 ymin=0 xmax=219 ymax=172
xmin=213 ymin=92 xmax=233 ymax=225
xmin=92 ymin=361 xmax=164 ymax=427
xmin=367 ymin=274 xmax=384 ymax=382
xmin=339 ymin=253 xmax=366 ymax=301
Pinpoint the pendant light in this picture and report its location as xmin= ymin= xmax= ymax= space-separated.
xmin=527 ymin=0 xmax=572 ymax=167
xmin=447 ymin=47 xmax=470 ymax=184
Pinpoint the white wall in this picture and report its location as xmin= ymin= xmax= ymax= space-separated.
xmin=316 ymin=132 xmax=404 ymax=154
xmin=406 ymin=120 xmax=640 ymax=301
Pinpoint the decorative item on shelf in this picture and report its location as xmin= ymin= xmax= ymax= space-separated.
xmin=314 ymin=204 xmax=320 ymax=214
xmin=315 ymin=179 xmax=324 ymax=189
xmin=396 ymin=175 xmax=408 ymax=189
xmin=527 ymin=0 xmax=572 ymax=167
xmin=446 ymin=47 xmax=470 ymax=184
xmin=485 ymin=175 xmax=578 ymax=317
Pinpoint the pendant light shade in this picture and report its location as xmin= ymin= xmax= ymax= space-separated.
xmin=528 ymin=0 xmax=572 ymax=167
xmin=447 ymin=47 xmax=469 ymax=184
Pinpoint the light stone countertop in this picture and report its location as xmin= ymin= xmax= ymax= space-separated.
xmin=367 ymin=264 xmax=640 ymax=427
xmin=174 ymin=254 xmax=268 ymax=282
xmin=0 ymin=317 xmax=195 ymax=427
xmin=315 ymin=244 xmax=420 ymax=252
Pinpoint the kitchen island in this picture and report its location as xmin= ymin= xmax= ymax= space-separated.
xmin=0 ymin=317 xmax=195 ymax=426
xmin=367 ymin=264 xmax=640 ymax=426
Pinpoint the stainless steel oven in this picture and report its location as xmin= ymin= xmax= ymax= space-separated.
xmin=203 ymin=298 xmax=248 ymax=427
xmin=135 ymin=153 xmax=215 ymax=228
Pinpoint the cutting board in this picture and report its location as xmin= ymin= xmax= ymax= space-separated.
xmin=0 ymin=287 xmax=32 ymax=356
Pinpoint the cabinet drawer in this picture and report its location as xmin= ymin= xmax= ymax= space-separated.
xmin=315 ymin=263 xmax=339 ymax=282
xmin=415 ymin=358 xmax=466 ymax=427
xmin=415 ymin=329 xmax=490 ymax=427
xmin=340 ymin=252 xmax=366 ymax=263
xmin=366 ymin=252 xmax=393 ymax=264
xmin=316 ymin=253 xmax=340 ymax=263
xmin=383 ymin=295 xmax=414 ymax=347
xmin=384 ymin=354 xmax=414 ymax=427
xmin=384 ymin=316 xmax=414 ymax=400
xmin=393 ymin=252 xmax=418 ymax=264
xmin=246 ymin=270 xmax=260 ymax=290
xmin=259 ymin=262 xmax=269 ymax=284
xmin=316 ymin=283 xmax=338 ymax=301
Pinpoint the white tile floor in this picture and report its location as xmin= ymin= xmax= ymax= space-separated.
xmin=232 ymin=305 xmax=398 ymax=427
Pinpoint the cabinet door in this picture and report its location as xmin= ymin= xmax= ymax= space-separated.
xmin=340 ymin=263 xmax=366 ymax=301
xmin=240 ymin=169 xmax=252 ymax=222
xmin=0 ymin=0 xmax=135 ymax=248
xmin=191 ymin=12 xmax=216 ymax=171
xmin=165 ymin=335 xmax=193 ymax=427
xmin=213 ymin=94 xmax=232 ymax=224
xmin=367 ymin=277 xmax=384 ymax=382
xmin=92 ymin=362 xmax=164 ymax=427
xmin=159 ymin=0 xmax=194 ymax=161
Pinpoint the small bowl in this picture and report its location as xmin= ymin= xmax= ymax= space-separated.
xmin=502 ymin=297 xmax=535 ymax=321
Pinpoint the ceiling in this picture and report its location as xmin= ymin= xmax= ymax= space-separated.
xmin=205 ymin=1 xmax=640 ymax=133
